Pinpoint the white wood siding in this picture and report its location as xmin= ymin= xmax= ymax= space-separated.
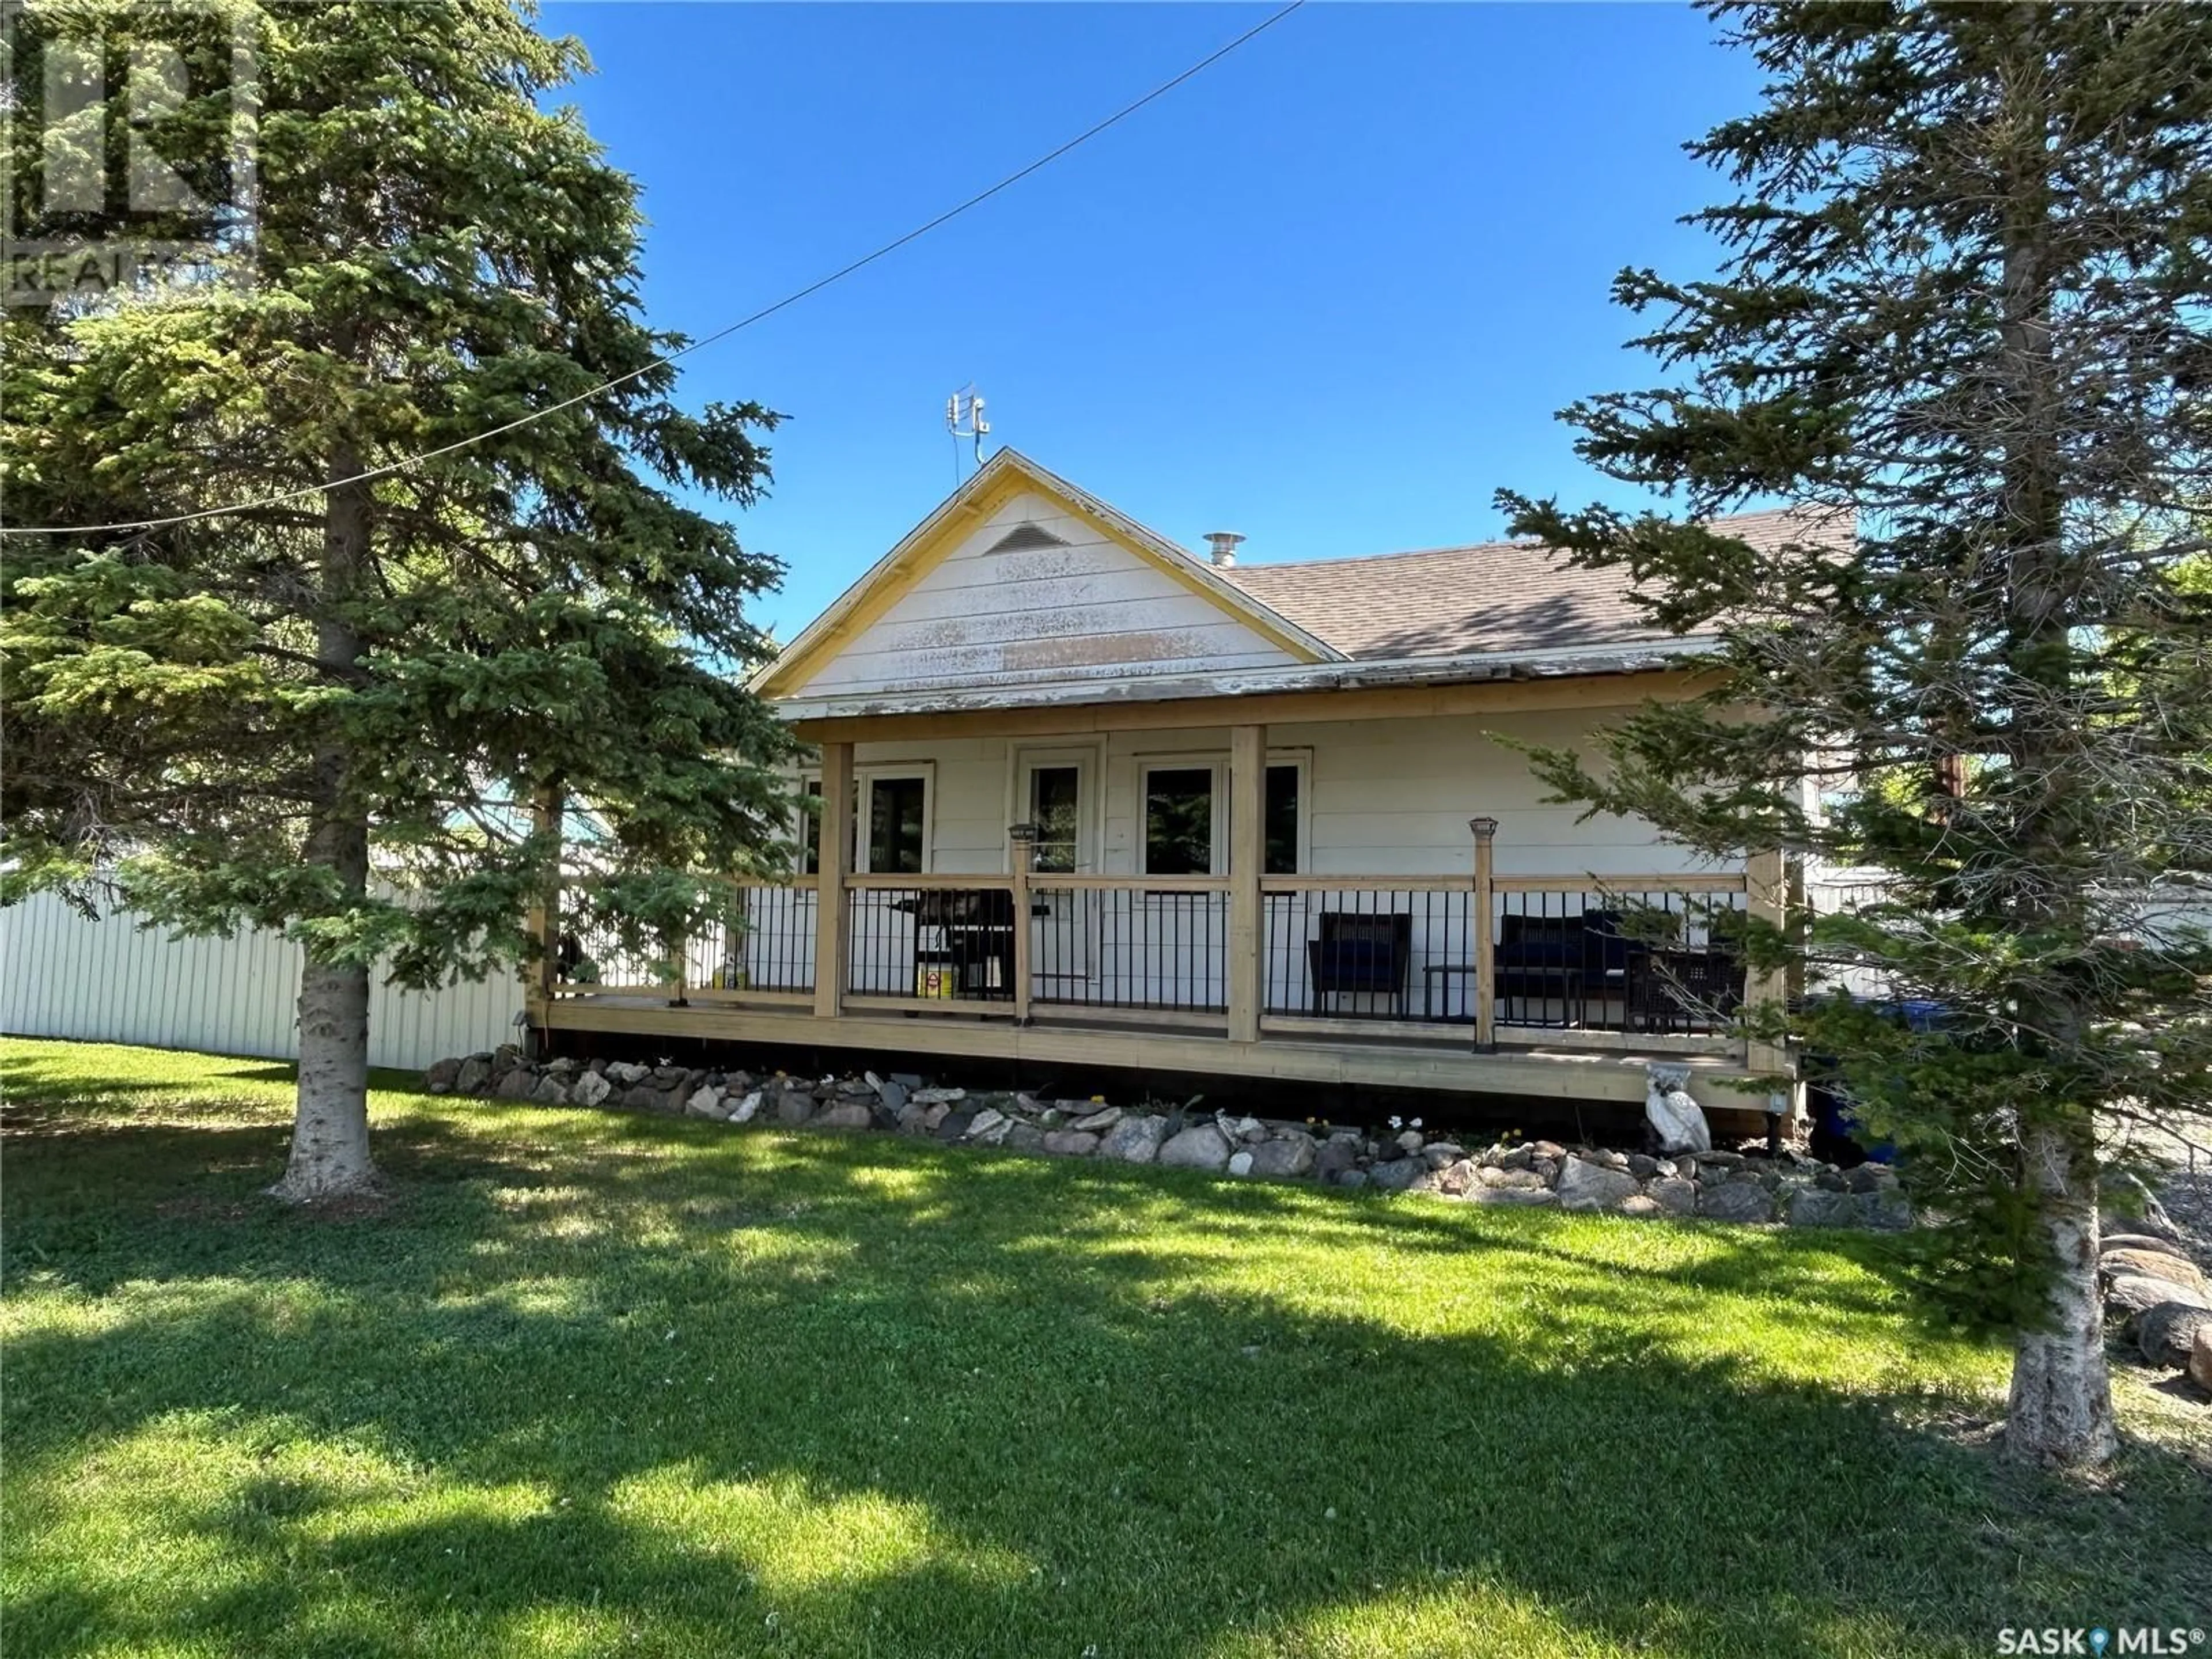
xmin=846 ymin=706 xmax=1726 ymax=880
xmin=2 ymin=889 xmax=521 ymax=1070
xmin=802 ymin=491 xmax=1297 ymax=697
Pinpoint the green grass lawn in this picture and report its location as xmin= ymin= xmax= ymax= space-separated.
xmin=2 ymin=1039 xmax=2205 ymax=1659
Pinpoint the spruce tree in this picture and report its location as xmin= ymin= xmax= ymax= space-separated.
xmin=1500 ymin=2 xmax=2212 ymax=1465
xmin=2 ymin=1 xmax=796 ymax=1198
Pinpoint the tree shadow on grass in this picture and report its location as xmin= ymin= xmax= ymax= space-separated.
xmin=4 ymin=1085 xmax=2208 ymax=1658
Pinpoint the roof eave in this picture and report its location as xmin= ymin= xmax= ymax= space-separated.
xmin=767 ymin=635 xmax=1719 ymax=724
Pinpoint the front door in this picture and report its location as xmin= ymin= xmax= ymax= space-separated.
xmin=1020 ymin=754 xmax=1096 ymax=1002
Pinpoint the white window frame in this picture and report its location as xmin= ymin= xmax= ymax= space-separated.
xmin=1263 ymin=748 xmax=1313 ymax=876
xmin=1134 ymin=749 xmax=1312 ymax=877
xmin=1006 ymin=743 xmax=1103 ymax=876
xmin=797 ymin=762 xmax=937 ymax=876
xmin=1138 ymin=758 xmax=1227 ymax=876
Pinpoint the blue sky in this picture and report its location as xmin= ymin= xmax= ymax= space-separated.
xmin=550 ymin=3 xmax=1763 ymax=638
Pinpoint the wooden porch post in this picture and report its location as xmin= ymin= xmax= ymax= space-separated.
xmin=1007 ymin=823 xmax=1036 ymax=1025
xmin=1744 ymin=846 xmax=1797 ymax=1116
xmin=813 ymin=741 xmax=853 ymax=1020
xmin=1228 ymin=724 xmax=1264 ymax=1044
xmin=1469 ymin=815 xmax=1497 ymax=1051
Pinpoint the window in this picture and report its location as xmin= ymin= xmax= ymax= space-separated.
xmin=1144 ymin=767 xmax=1216 ymax=875
xmin=1029 ymin=765 xmax=1081 ymax=875
xmin=866 ymin=775 xmax=927 ymax=874
xmin=799 ymin=778 xmax=822 ymax=876
xmin=1265 ymin=763 xmax=1300 ymax=875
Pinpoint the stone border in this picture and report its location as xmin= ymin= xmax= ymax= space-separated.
xmin=426 ymin=1048 xmax=1916 ymax=1232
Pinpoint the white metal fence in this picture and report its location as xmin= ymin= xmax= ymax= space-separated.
xmin=1 ymin=890 xmax=521 ymax=1071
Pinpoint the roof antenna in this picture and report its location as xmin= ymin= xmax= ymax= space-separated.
xmin=945 ymin=384 xmax=990 ymax=485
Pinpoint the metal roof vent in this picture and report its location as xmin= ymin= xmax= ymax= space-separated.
xmin=1204 ymin=531 xmax=1245 ymax=569
xmin=987 ymin=522 xmax=1070 ymax=554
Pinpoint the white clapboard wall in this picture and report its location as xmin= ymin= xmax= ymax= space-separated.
xmin=1 ymin=889 xmax=521 ymax=1071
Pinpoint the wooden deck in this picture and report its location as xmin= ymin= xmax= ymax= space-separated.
xmin=541 ymin=991 xmax=1767 ymax=1119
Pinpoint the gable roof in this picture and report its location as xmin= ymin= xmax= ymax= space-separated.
xmin=1219 ymin=507 xmax=1848 ymax=662
xmin=752 ymin=449 xmax=1342 ymax=698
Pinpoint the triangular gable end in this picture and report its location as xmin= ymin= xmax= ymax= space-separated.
xmin=755 ymin=450 xmax=1338 ymax=700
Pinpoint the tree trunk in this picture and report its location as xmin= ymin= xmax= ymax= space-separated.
xmin=2004 ymin=1116 xmax=2117 ymax=1465
xmin=272 ymin=437 xmax=379 ymax=1202
xmin=1989 ymin=4 xmax=2115 ymax=1464
xmin=277 ymin=948 xmax=376 ymax=1201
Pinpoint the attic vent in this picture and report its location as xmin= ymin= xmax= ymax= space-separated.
xmin=987 ymin=522 xmax=1070 ymax=554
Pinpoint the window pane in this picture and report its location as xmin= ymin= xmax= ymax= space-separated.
xmin=868 ymin=777 xmax=926 ymax=874
xmin=1265 ymin=764 xmax=1300 ymax=875
xmin=1029 ymin=766 xmax=1081 ymax=874
xmin=1144 ymin=768 xmax=1214 ymax=875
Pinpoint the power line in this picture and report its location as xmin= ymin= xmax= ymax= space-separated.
xmin=2 ymin=1 xmax=1304 ymax=539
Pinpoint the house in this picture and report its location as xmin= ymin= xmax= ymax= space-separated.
xmin=536 ymin=449 xmax=1830 ymax=1131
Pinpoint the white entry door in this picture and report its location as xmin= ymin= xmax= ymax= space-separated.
xmin=1019 ymin=753 xmax=1097 ymax=1002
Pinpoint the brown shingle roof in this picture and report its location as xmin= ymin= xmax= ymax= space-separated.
xmin=1220 ymin=507 xmax=1846 ymax=661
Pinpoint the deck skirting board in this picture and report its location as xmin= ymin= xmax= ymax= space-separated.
xmin=542 ymin=997 xmax=1754 ymax=1109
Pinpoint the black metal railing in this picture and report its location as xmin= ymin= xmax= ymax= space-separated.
xmin=1491 ymin=885 xmax=1747 ymax=1036
xmin=711 ymin=884 xmax=816 ymax=994
xmin=847 ymin=883 xmax=1019 ymax=1002
xmin=1262 ymin=886 xmax=1474 ymax=1022
xmin=1031 ymin=882 xmax=1229 ymax=1014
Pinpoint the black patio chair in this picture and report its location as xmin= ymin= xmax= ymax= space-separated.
xmin=1308 ymin=911 xmax=1414 ymax=1018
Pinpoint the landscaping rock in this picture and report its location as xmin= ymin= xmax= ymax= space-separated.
xmin=685 ymin=1085 xmax=724 ymax=1119
xmin=1787 ymin=1188 xmax=1861 ymax=1229
xmin=1556 ymin=1156 xmax=1639 ymax=1213
xmin=1860 ymin=1188 xmax=1915 ymax=1232
xmin=1003 ymin=1122 xmax=1046 ymax=1153
xmin=1477 ymin=1165 xmax=1547 ymax=1191
xmin=1227 ymin=1150 xmax=1256 ymax=1177
xmin=618 ymin=1084 xmax=660 ymax=1113
xmin=1394 ymin=1130 xmax=1425 ymax=1155
xmin=2191 ymin=1326 xmax=2212 ymax=1393
xmin=776 ymin=1088 xmax=816 ymax=1127
xmin=1496 ymin=1143 xmax=1536 ymax=1172
xmin=1101 ymin=1114 xmax=1170 ymax=1164
xmin=425 ymin=1057 xmax=461 ymax=1094
xmin=1043 ymin=1130 xmax=1100 ymax=1158
xmin=874 ymin=1078 xmax=909 ymax=1118
xmin=2102 ymin=1248 xmax=2205 ymax=1290
xmin=531 ymin=1074 xmax=569 ymax=1106
xmin=1467 ymin=1186 xmax=1557 ymax=1208
xmin=1618 ymin=1195 xmax=1665 ymax=1219
xmin=1626 ymin=1153 xmax=1660 ymax=1180
xmin=1315 ymin=1135 xmax=1362 ymax=1181
xmin=453 ymin=1054 xmax=493 ymax=1094
xmin=1696 ymin=1181 xmax=1775 ymax=1224
xmin=1158 ymin=1123 xmax=1232 ymax=1172
xmin=1368 ymin=1157 xmax=1426 ymax=1192
xmin=965 ymin=1108 xmax=1007 ymax=1141
xmin=2139 ymin=1301 xmax=2212 ymax=1369
xmin=1649 ymin=1176 xmax=1698 ymax=1216
xmin=1249 ymin=1135 xmax=1317 ymax=1180
xmin=934 ymin=1107 xmax=977 ymax=1142
xmin=2101 ymin=1232 xmax=2186 ymax=1259
xmin=1071 ymin=1105 xmax=1122 ymax=1134
xmin=816 ymin=1101 xmax=872 ymax=1130
xmin=570 ymin=1069 xmax=612 ymax=1109
xmin=2105 ymin=1274 xmax=2211 ymax=1321
xmin=1436 ymin=1158 xmax=1480 ymax=1196
xmin=1335 ymin=1169 xmax=1370 ymax=1191
xmin=1421 ymin=1142 xmax=1467 ymax=1170
xmin=1843 ymin=1163 xmax=1897 ymax=1194
xmin=494 ymin=1067 xmax=536 ymax=1101
xmin=1230 ymin=1116 xmax=1267 ymax=1143
xmin=727 ymin=1090 xmax=763 ymax=1125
